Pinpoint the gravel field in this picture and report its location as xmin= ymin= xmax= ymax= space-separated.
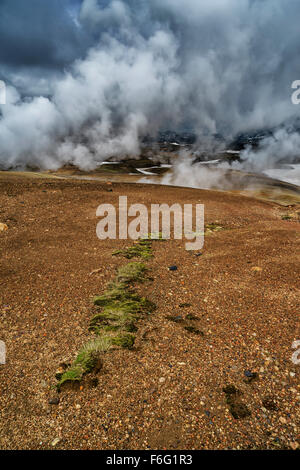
xmin=0 ymin=173 xmax=299 ymax=450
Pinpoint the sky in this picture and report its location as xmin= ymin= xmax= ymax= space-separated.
xmin=0 ymin=0 xmax=300 ymax=171
xmin=0 ymin=0 xmax=91 ymax=95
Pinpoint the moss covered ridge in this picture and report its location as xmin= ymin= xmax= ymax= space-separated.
xmin=112 ymin=233 xmax=166 ymax=260
xmin=57 ymin=337 xmax=110 ymax=390
xmin=113 ymin=239 xmax=153 ymax=260
xmin=57 ymin=262 xmax=155 ymax=390
xmin=91 ymin=263 xmax=155 ymax=334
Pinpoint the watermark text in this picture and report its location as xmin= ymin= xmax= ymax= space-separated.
xmin=96 ymin=196 xmax=204 ymax=251
xmin=0 ymin=341 xmax=6 ymax=365
xmin=0 ymin=80 xmax=6 ymax=105
xmin=291 ymin=340 xmax=300 ymax=365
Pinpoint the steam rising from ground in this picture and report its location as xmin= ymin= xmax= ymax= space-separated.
xmin=1 ymin=0 xmax=300 ymax=178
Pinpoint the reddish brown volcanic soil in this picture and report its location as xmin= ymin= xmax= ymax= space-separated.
xmin=0 ymin=173 xmax=299 ymax=450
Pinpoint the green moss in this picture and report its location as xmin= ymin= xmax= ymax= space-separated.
xmin=89 ymin=312 xmax=119 ymax=325
xmin=91 ymin=264 xmax=155 ymax=334
xmin=94 ymin=288 xmax=139 ymax=307
xmin=94 ymin=292 xmax=155 ymax=317
xmin=113 ymin=239 xmax=153 ymax=260
xmin=281 ymin=215 xmax=292 ymax=220
xmin=91 ymin=292 xmax=155 ymax=332
xmin=117 ymin=262 xmax=147 ymax=284
xmin=205 ymin=223 xmax=224 ymax=234
xmin=74 ymin=350 xmax=97 ymax=373
xmin=94 ymin=282 xmax=137 ymax=305
xmin=57 ymin=337 xmax=111 ymax=390
xmin=58 ymin=259 xmax=155 ymax=389
xmin=125 ymin=322 xmax=138 ymax=333
xmin=101 ymin=325 xmax=121 ymax=332
xmin=111 ymin=333 xmax=135 ymax=349
xmin=57 ymin=366 xmax=82 ymax=387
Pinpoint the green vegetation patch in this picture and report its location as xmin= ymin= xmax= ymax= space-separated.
xmin=92 ymin=263 xmax=154 ymax=335
xmin=117 ymin=262 xmax=148 ymax=284
xmin=111 ymin=333 xmax=136 ymax=350
xmin=57 ymin=261 xmax=155 ymax=390
xmin=57 ymin=337 xmax=111 ymax=390
xmin=112 ymin=234 xmax=167 ymax=261
xmin=91 ymin=288 xmax=156 ymax=334
xmin=205 ymin=223 xmax=225 ymax=234
xmin=113 ymin=239 xmax=153 ymax=260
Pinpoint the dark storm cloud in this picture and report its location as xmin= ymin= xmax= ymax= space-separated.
xmin=0 ymin=0 xmax=88 ymax=67
xmin=0 ymin=0 xmax=92 ymax=94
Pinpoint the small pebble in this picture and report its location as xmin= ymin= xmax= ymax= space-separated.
xmin=48 ymin=396 xmax=60 ymax=405
xmin=169 ymin=266 xmax=178 ymax=271
xmin=51 ymin=438 xmax=61 ymax=447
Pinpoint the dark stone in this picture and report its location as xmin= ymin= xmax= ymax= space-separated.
xmin=169 ymin=266 xmax=178 ymax=271
xmin=244 ymin=370 xmax=253 ymax=377
xmin=223 ymin=384 xmax=238 ymax=395
xmin=49 ymin=396 xmax=60 ymax=405
xmin=55 ymin=372 xmax=63 ymax=381
xmin=89 ymin=377 xmax=99 ymax=388
xmin=243 ymin=371 xmax=259 ymax=383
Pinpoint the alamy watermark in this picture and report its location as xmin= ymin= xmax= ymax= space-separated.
xmin=0 ymin=80 xmax=6 ymax=105
xmin=0 ymin=341 xmax=6 ymax=365
xmin=291 ymin=80 xmax=300 ymax=104
xmin=291 ymin=340 xmax=300 ymax=365
xmin=96 ymin=196 xmax=204 ymax=251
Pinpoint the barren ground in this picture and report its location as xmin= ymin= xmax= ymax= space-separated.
xmin=0 ymin=173 xmax=299 ymax=450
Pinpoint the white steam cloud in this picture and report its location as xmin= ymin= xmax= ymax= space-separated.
xmin=0 ymin=0 xmax=300 ymax=174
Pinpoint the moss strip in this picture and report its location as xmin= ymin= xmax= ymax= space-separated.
xmin=57 ymin=262 xmax=155 ymax=390
xmin=112 ymin=233 xmax=166 ymax=260
xmin=57 ymin=337 xmax=111 ymax=390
